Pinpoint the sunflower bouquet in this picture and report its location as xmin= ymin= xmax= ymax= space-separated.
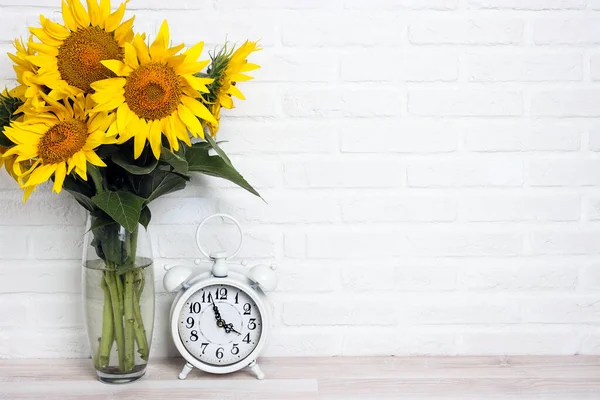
xmin=0 ymin=0 xmax=260 ymax=377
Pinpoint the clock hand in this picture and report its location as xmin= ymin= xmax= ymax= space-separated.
xmin=223 ymin=322 xmax=241 ymax=335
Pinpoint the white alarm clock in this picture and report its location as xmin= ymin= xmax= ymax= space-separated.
xmin=163 ymin=214 xmax=278 ymax=380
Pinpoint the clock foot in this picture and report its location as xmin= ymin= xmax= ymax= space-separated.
xmin=248 ymin=360 xmax=265 ymax=380
xmin=178 ymin=362 xmax=194 ymax=380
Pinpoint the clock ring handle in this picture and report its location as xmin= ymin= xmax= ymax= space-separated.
xmin=195 ymin=213 xmax=244 ymax=260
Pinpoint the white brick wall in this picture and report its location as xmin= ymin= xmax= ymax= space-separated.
xmin=0 ymin=0 xmax=599 ymax=359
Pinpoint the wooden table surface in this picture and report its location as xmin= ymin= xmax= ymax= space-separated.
xmin=1 ymin=356 xmax=600 ymax=399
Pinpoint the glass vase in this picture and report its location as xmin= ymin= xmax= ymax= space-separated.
xmin=82 ymin=215 xmax=155 ymax=384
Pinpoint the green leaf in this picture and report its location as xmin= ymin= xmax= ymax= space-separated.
xmin=160 ymin=146 xmax=189 ymax=175
xmin=91 ymin=191 xmax=146 ymax=233
xmin=186 ymin=147 xmax=261 ymax=198
xmin=62 ymin=175 xmax=96 ymax=212
xmin=112 ymin=152 xmax=159 ymax=175
xmin=205 ymin=133 xmax=233 ymax=167
xmin=140 ymin=206 xmax=151 ymax=230
xmin=86 ymin=217 xmax=117 ymax=234
xmin=136 ymin=169 xmax=187 ymax=203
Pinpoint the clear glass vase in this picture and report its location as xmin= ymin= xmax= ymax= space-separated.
xmin=83 ymin=215 xmax=155 ymax=384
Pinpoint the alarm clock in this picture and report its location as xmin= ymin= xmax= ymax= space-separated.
xmin=163 ymin=214 xmax=278 ymax=380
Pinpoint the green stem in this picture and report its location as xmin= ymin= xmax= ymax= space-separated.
xmin=105 ymin=270 xmax=126 ymax=371
xmin=123 ymin=270 xmax=136 ymax=371
xmin=95 ymin=272 xmax=114 ymax=370
xmin=116 ymin=272 xmax=124 ymax=315
xmin=133 ymin=269 xmax=149 ymax=361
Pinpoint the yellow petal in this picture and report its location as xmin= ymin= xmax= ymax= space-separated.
xmin=133 ymin=119 xmax=149 ymax=159
xmin=101 ymin=60 xmax=132 ymax=76
xmin=52 ymin=162 xmax=67 ymax=194
xmin=114 ymin=16 xmax=134 ymax=44
xmin=123 ymin=42 xmax=139 ymax=68
xmin=176 ymin=60 xmax=210 ymax=75
xmin=86 ymin=0 xmax=101 ymax=26
xmin=40 ymin=16 xmax=71 ymax=40
xmin=149 ymin=119 xmax=162 ymax=159
xmin=29 ymin=27 xmax=63 ymax=47
xmin=99 ymin=0 xmax=111 ymax=22
xmin=72 ymin=151 xmax=88 ymax=176
xmin=178 ymin=104 xmax=204 ymax=138
xmin=182 ymin=75 xmax=212 ymax=93
xmin=69 ymin=0 xmax=91 ymax=27
xmin=150 ymin=20 xmax=170 ymax=60
xmin=181 ymin=96 xmax=217 ymax=125
xmin=227 ymin=84 xmax=246 ymax=100
xmin=116 ymin=103 xmax=132 ymax=132
xmin=133 ymin=34 xmax=150 ymax=64
xmin=184 ymin=41 xmax=204 ymax=63
xmin=62 ymin=1 xmax=78 ymax=31
xmin=26 ymin=164 xmax=57 ymax=186
xmin=27 ymin=41 xmax=59 ymax=56
xmin=85 ymin=150 xmax=106 ymax=167
xmin=105 ymin=1 xmax=126 ymax=32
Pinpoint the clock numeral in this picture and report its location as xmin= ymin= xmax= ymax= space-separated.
xmin=243 ymin=303 xmax=252 ymax=315
xmin=216 ymin=347 xmax=224 ymax=360
xmin=185 ymin=317 xmax=194 ymax=328
xmin=201 ymin=291 xmax=214 ymax=303
xmin=248 ymin=318 xmax=257 ymax=330
xmin=235 ymin=292 xmax=239 ymax=304
xmin=231 ymin=344 xmax=240 ymax=355
xmin=201 ymin=343 xmax=208 ymax=355
xmin=243 ymin=333 xmax=251 ymax=344
xmin=189 ymin=302 xmax=201 ymax=314
xmin=215 ymin=287 xmax=227 ymax=300
xmin=190 ymin=330 xmax=198 ymax=342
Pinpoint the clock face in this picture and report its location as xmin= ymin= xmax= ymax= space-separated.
xmin=178 ymin=283 xmax=263 ymax=366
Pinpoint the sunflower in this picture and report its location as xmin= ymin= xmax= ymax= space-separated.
xmin=204 ymin=41 xmax=261 ymax=136
xmin=26 ymin=0 xmax=134 ymax=97
xmin=2 ymin=93 xmax=115 ymax=198
xmin=91 ymin=20 xmax=217 ymax=160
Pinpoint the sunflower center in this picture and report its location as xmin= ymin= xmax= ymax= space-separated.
xmin=57 ymin=26 xmax=124 ymax=93
xmin=124 ymin=62 xmax=181 ymax=120
xmin=38 ymin=120 xmax=89 ymax=164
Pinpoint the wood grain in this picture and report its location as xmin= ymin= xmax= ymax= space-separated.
xmin=0 ymin=357 xmax=599 ymax=399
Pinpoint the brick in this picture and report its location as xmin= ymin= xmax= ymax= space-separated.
xmin=215 ymin=0 xmax=334 ymax=9
xmin=340 ymin=121 xmax=458 ymax=153
xmin=283 ymin=89 xmax=401 ymax=118
xmin=219 ymin=83 xmax=282 ymax=118
xmin=408 ymin=91 xmax=523 ymax=117
xmin=251 ymin=50 xmax=338 ymax=83
xmin=298 ymin=230 xmax=523 ymax=258
xmin=584 ymin=195 xmax=600 ymax=220
xmin=218 ymin=192 xmax=342 ymax=223
xmin=283 ymin=297 xmax=397 ymax=326
xmin=461 ymin=194 xmax=580 ymax=222
xmin=579 ymin=264 xmax=600 ymax=291
xmin=529 ymin=158 xmax=600 ymax=186
xmin=341 ymin=51 xmax=458 ymax=82
xmin=531 ymin=230 xmax=600 ymax=255
xmin=0 ymin=9 xmax=42 ymax=43
xmin=458 ymin=261 xmax=580 ymax=291
xmin=283 ymin=16 xmax=403 ymax=47
xmin=0 ymin=327 xmax=88 ymax=358
xmin=467 ymin=53 xmax=582 ymax=82
xmin=458 ymin=327 xmax=580 ymax=355
xmin=217 ymin=121 xmax=338 ymax=155
xmin=0 ymin=192 xmax=86 ymax=226
xmin=0 ymin=226 xmax=29 ymax=259
xmin=407 ymin=158 xmax=524 ymax=187
xmin=29 ymin=294 xmax=83 ymax=328
xmin=28 ymin=226 xmax=84 ymax=260
xmin=0 ymin=260 xmax=80 ymax=294
xmin=399 ymin=294 xmax=521 ymax=324
xmin=188 ymin=156 xmax=283 ymax=189
xmin=341 ymin=262 xmax=457 ymax=292
xmin=283 ymin=159 xmax=404 ymax=188
xmin=127 ymin=0 xmax=212 ymax=9
xmin=409 ymin=19 xmax=523 ymax=45
xmin=469 ymin=0 xmax=585 ymax=9
xmin=589 ymin=126 xmax=600 ymax=151
xmin=463 ymin=121 xmax=581 ymax=152
xmin=264 ymin=328 xmax=342 ymax=356
xmin=157 ymin=225 xmax=277 ymax=259
xmin=345 ymin=0 xmax=458 ymax=9
xmin=531 ymin=90 xmax=600 ymax=117
xmin=341 ymin=194 xmax=457 ymax=222
xmin=535 ymin=18 xmax=600 ymax=45
xmin=342 ymin=328 xmax=457 ymax=356
xmin=588 ymin=54 xmax=600 ymax=81
xmin=277 ymin=260 xmax=339 ymax=293
xmin=521 ymin=296 xmax=600 ymax=323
